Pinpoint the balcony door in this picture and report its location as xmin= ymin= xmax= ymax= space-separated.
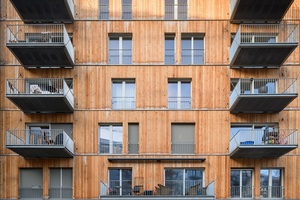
xmin=49 ymin=168 xmax=72 ymax=199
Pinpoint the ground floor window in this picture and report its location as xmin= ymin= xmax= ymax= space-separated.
xmin=109 ymin=169 xmax=132 ymax=195
xmin=231 ymin=169 xmax=253 ymax=198
xmin=165 ymin=168 xmax=204 ymax=195
xmin=260 ymin=169 xmax=283 ymax=198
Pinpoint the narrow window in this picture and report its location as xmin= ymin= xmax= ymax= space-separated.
xmin=99 ymin=0 xmax=109 ymax=19
xmin=128 ymin=123 xmax=139 ymax=154
xmin=122 ymin=0 xmax=132 ymax=19
xmin=165 ymin=34 xmax=175 ymax=64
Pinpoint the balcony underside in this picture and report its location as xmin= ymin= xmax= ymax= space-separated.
xmin=230 ymin=145 xmax=297 ymax=158
xmin=230 ymin=0 xmax=294 ymax=23
xmin=230 ymin=94 xmax=297 ymax=114
xmin=100 ymin=195 xmax=215 ymax=200
xmin=230 ymin=44 xmax=297 ymax=68
xmin=6 ymin=145 xmax=73 ymax=158
xmin=7 ymin=44 xmax=74 ymax=68
xmin=10 ymin=0 xmax=74 ymax=23
xmin=7 ymin=95 xmax=74 ymax=114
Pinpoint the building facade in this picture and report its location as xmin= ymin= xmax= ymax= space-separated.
xmin=0 ymin=0 xmax=300 ymax=199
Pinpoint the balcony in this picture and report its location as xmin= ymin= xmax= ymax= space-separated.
xmin=10 ymin=0 xmax=74 ymax=23
xmin=6 ymin=78 xmax=74 ymax=113
xmin=6 ymin=24 xmax=74 ymax=69
xmin=230 ymin=0 xmax=294 ymax=23
xmin=100 ymin=180 xmax=215 ymax=200
xmin=230 ymin=78 xmax=298 ymax=114
xmin=6 ymin=129 xmax=74 ymax=158
xmin=230 ymin=24 xmax=298 ymax=68
xmin=229 ymin=129 xmax=298 ymax=158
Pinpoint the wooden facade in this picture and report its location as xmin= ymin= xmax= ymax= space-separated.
xmin=0 ymin=0 xmax=300 ymax=199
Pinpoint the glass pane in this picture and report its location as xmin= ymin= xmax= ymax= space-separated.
xmin=230 ymin=126 xmax=252 ymax=138
xmin=165 ymin=0 xmax=174 ymax=19
xmin=271 ymin=169 xmax=281 ymax=198
xmin=178 ymin=0 xmax=187 ymax=20
xmin=122 ymin=38 xmax=132 ymax=64
xmin=122 ymin=0 xmax=132 ymax=19
xmin=100 ymin=126 xmax=110 ymax=153
xmin=168 ymin=82 xmax=178 ymax=97
xmin=100 ymin=0 xmax=109 ymax=19
xmin=165 ymin=169 xmax=183 ymax=195
xmin=112 ymin=126 xmax=123 ymax=154
xmin=193 ymin=39 xmax=204 ymax=64
xmin=182 ymin=38 xmax=191 ymax=64
xmin=109 ymin=38 xmax=119 ymax=64
xmin=242 ymin=170 xmax=252 ymax=198
xmin=185 ymin=170 xmax=203 ymax=195
xmin=122 ymin=169 xmax=132 ymax=195
xmin=181 ymin=82 xmax=191 ymax=97
xmin=109 ymin=169 xmax=120 ymax=195
xmin=165 ymin=37 xmax=175 ymax=64
xmin=230 ymin=170 xmax=240 ymax=198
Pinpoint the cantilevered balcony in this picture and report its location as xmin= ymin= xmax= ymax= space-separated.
xmin=230 ymin=0 xmax=294 ymax=23
xmin=229 ymin=129 xmax=298 ymax=158
xmin=6 ymin=129 xmax=74 ymax=158
xmin=10 ymin=0 xmax=74 ymax=23
xmin=230 ymin=24 xmax=298 ymax=68
xmin=6 ymin=78 xmax=74 ymax=113
xmin=6 ymin=24 xmax=74 ymax=68
xmin=100 ymin=180 xmax=215 ymax=200
xmin=230 ymin=78 xmax=297 ymax=114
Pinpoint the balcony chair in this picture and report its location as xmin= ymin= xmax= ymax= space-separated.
xmin=258 ymin=85 xmax=268 ymax=93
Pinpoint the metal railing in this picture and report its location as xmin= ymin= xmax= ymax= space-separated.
xmin=260 ymin=186 xmax=284 ymax=198
xmin=168 ymin=97 xmax=191 ymax=109
xmin=109 ymin=49 xmax=132 ymax=64
xmin=6 ymin=129 xmax=74 ymax=151
xmin=19 ymin=187 xmax=43 ymax=198
xmin=231 ymin=186 xmax=254 ymax=198
xmin=112 ymin=97 xmax=135 ymax=109
xmin=230 ymin=78 xmax=297 ymax=107
xmin=229 ymin=129 xmax=298 ymax=154
xmin=171 ymin=143 xmax=195 ymax=154
xmin=165 ymin=4 xmax=188 ymax=20
xmin=181 ymin=49 xmax=204 ymax=64
xmin=49 ymin=187 xmax=73 ymax=198
xmin=101 ymin=179 xmax=213 ymax=196
xmin=128 ymin=143 xmax=139 ymax=154
xmin=99 ymin=141 xmax=123 ymax=154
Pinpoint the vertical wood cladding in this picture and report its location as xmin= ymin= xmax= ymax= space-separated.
xmin=0 ymin=0 xmax=300 ymax=199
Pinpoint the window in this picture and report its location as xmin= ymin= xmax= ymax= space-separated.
xmin=231 ymin=124 xmax=279 ymax=145
xmin=112 ymin=80 xmax=135 ymax=109
xmin=165 ymin=0 xmax=187 ymax=20
xmin=109 ymin=169 xmax=132 ymax=195
xmin=109 ymin=35 xmax=132 ymax=64
xmin=99 ymin=0 xmax=109 ymax=19
xmin=168 ymin=80 xmax=191 ymax=109
xmin=99 ymin=124 xmax=123 ymax=154
xmin=49 ymin=168 xmax=72 ymax=198
xmin=122 ymin=0 xmax=132 ymax=19
xmin=171 ymin=124 xmax=194 ymax=154
xmin=260 ymin=169 xmax=283 ymax=198
xmin=165 ymin=169 xmax=204 ymax=195
xmin=165 ymin=34 xmax=175 ymax=64
xmin=128 ymin=123 xmax=139 ymax=154
xmin=20 ymin=168 xmax=43 ymax=199
xmin=230 ymin=169 xmax=253 ymax=198
xmin=181 ymin=35 xmax=204 ymax=64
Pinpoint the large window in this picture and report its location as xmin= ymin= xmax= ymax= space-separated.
xmin=171 ymin=123 xmax=194 ymax=154
xmin=99 ymin=0 xmax=109 ymax=19
xmin=109 ymin=35 xmax=132 ymax=64
xmin=165 ymin=168 xmax=204 ymax=196
xmin=128 ymin=123 xmax=139 ymax=154
xmin=165 ymin=34 xmax=175 ymax=64
xmin=181 ymin=35 xmax=204 ymax=64
xmin=122 ymin=0 xmax=132 ymax=19
xmin=260 ymin=169 xmax=283 ymax=198
xmin=49 ymin=168 xmax=72 ymax=199
xmin=231 ymin=169 xmax=253 ymax=198
xmin=168 ymin=80 xmax=191 ymax=109
xmin=112 ymin=80 xmax=135 ymax=109
xmin=99 ymin=124 xmax=123 ymax=154
xmin=109 ymin=169 xmax=132 ymax=195
xmin=165 ymin=0 xmax=187 ymax=20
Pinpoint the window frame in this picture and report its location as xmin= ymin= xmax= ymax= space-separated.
xmin=108 ymin=35 xmax=132 ymax=64
xmin=181 ymin=34 xmax=204 ymax=65
xmin=99 ymin=124 xmax=123 ymax=154
xmin=165 ymin=0 xmax=188 ymax=20
xmin=168 ymin=79 xmax=191 ymax=109
xmin=260 ymin=169 xmax=283 ymax=198
xmin=112 ymin=79 xmax=136 ymax=110
xmin=108 ymin=168 xmax=132 ymax=196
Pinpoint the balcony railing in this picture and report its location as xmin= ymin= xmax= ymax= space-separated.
xmin=109 ymin=49 xmax=132 ymax=64
xmin=231 ymin=186 xmax=254 ymax=198
xmin=181 ymin=49 xmax=204 ymax=64
xmin=230 ymin=24 xmax=298 ymax=67
xmin=19 ymin=187 xmax=43 ymax=199
xmin=229 ymin=129 xmax=298 ymax=158
xmin=260 ymin=186 xmax=284 ymax=198
xmin=128 ymin=143 xmax=139 ymax=154
xmin=6 ymin=129 xmax=74 ymax=158
xmin=100 ymin=180 xmax=214 ymax=197
xmin=6 ymin=78 xmax=74 ymax=113
xmin=49 ymin=187 xmax=73 ymax=198
xmin=230 ymin=78 xmax=298 ymax=113
xmin=165 ymin=4 xmax=188 ymax=20
xmin=171 ymin=142 xmax=195 ymax=154
xmin=6 ymin=24 xmax=74 ymax=68
xmin=112 ymin=97 xmax=135 ymax=109
xmin=168 ymin=97 xmax=191 ymax=109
